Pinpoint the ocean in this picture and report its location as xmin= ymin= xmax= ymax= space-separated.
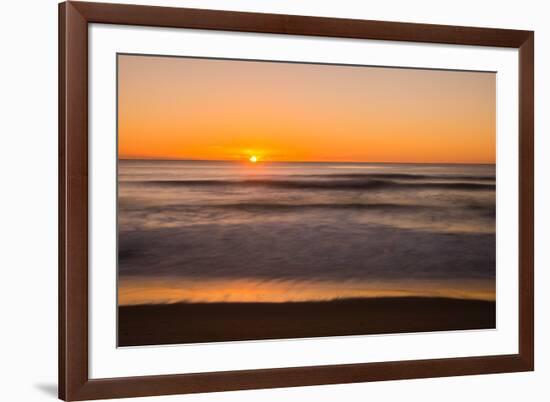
xmin=117 ymin=160 xmax=496 ymax=305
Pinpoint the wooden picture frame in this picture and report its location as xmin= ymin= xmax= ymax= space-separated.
xmin=59 ymin=1 xmax=534 ymax=400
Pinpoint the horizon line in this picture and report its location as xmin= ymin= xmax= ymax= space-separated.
xmin=118 ymin=157 xmax=496 ymax=165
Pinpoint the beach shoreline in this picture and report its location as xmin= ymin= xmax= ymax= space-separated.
xmin=118 ymin=296 xmax=496 ymax=347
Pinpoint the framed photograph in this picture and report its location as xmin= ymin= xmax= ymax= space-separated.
xmin=59 ymin=1 xmax=534 ymax=400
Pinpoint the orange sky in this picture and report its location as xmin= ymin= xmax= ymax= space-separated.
xmin=118 ymin=54 xmax=496 ymax=164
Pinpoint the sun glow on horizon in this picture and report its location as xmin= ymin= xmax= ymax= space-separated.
xmin=249 ymin=155 xmax=258 ymax=163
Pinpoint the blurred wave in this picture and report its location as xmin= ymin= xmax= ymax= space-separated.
xmin=133 ymin=178 xmax=495 ymax=191
xmin=117 ymin=160 xmax=496 ymax=304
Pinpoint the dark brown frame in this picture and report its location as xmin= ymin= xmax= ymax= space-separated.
xmin=59 ymin=1 xmax=534 ymax=400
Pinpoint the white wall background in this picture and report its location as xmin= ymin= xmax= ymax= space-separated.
xmin=0 ymin=0 xmax=546 ymax=401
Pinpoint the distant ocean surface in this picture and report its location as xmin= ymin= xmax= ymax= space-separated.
xmin=118 ymin=160 xmax=496 ymax=305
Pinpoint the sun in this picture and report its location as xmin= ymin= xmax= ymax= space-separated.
xmin=249 ymin=155 xmax=258 ymax=163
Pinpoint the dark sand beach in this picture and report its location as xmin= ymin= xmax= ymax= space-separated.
xmin=118 ymin=297 xmax=495 ymax=347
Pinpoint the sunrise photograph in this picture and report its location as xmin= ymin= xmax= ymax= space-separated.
xmin=116 ymin=54 xmax=496 ymax=347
